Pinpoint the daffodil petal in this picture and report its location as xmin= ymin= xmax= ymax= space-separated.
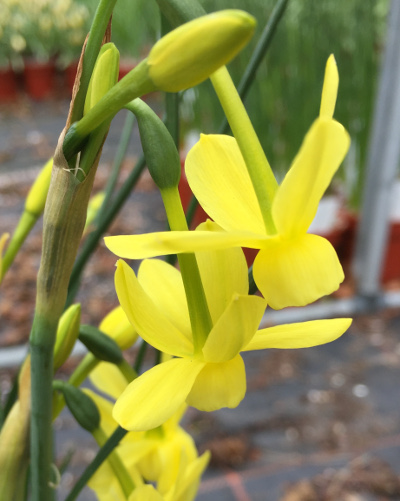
xmin=89 ymin=362 xmax=127 ymax=401
xmin=138 ymin=259 xmax=192 ymax=341
xmin=168 ymin=451 xmax=211 ymax=501
xmin=273 ymin=118 xmax=350 ymax=236
xmin=99 ymin=306 xmax=137 ymax=350
xmin=195 ymin=222 xmax=250 ymax=322
xmin=113 ymin=358 xmax=205 ymax=431
xmin=185 ymin=134 xmax=265 ymax=234
xmin=186 ymin=355 xmax=246 ymax=411
xmin=105 ymin=226 xmax=265 ymax=259
xmin=202 ymin=294 xmax=266 ymax=362
xmin=129 ymin=485 xmax=164 ymax=501
xmin=254 ymin=233 xmax=344 ymax=309
xmin=115 ymin=260 xmax=193 ymax=356
xmin=243 ymin=318 xmax=352 ymax=351
xmin=320 ymin=55 xmax=338 ymax=119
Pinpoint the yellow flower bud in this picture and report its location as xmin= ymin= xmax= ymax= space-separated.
xmin=25 ymin=158 xmax=53 ymax=216
xmin=53 ymin=304 xmax=81 ymax=370
xmin=99 ymin=306 xmax=137 ymax=350
xmin=147 ymin=10 xmax=256 ymax=92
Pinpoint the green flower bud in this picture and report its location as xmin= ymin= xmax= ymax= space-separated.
xmin=79 ymin=324 xmax=123 ymax=364
xmin=147 ymin=10 xmax=256 ymax=92
xmin=126 ymin=99 xmax=181 ymax=189
xmin=53 ymin=304 xmax=81 ymax=370
xmin=25 ymin=158 xmax=53 ymax=216
xmin=84 ymin=43 xmax=120 ymax=115
xmin=54 ymin=381 xmax=100 ymax=432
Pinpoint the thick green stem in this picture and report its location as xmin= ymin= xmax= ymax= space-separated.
xmin=30 ymin=314 xmax=58 ymax=501
xmin=161 ymin=187 xmax=212 ymax=352
xmin=210 ymin=66 xmax=278 ymax=234
xmin=2 ymin=211 xmax=37 ymax=278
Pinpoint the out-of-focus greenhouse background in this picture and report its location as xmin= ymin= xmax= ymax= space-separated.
xmin=0 ymin=0 xmax=390 ymax=206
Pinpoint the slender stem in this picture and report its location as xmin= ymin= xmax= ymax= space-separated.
xmin=98 ymin=112 xmax=136 ymax=220
xmin=134 ymin=340 xmax=148 ymax=373
xmin=92 ymin=427 xmax=135 ymax=497
xmin=210 ymin=66 xmax=277 ymax=234
xmin=161 ymin=187 xmax=212 ymax=352
xmin=117 ymin=359 xmax=137 ymax=383
xmin=30 ymin=314 xmax=57 ymax=501
xmin=65 ymin=426 xmax=128 ymax=501
xmin=2 ymin=211 xmax=37 ymax=278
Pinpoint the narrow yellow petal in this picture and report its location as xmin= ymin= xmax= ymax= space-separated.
xmin=105 ymin=227 xmax=265 ymax=259
xmin=138 ymin=259 xmax=191 ymax=342
xmin=195 ymin=222 xmax=250 ymax=323
xmin=254 ymin=234 xmax=344 ymax=309
xmin=186 ymin=355 xmax=246 ymax=411
xmin=169 ymin=451 xmax=211 ymax=501
xmin=273 ymin=119 xmax=350 ymax=236
xmin=202 ymin=294 xmax=266 ymax=362
xmin=113 ymin=358 xmax=205 ymax=431
xmin=320 ymin=55 xmax=339 ymax=119
xmin=89 ymin=362 xmax=127 ymax=402
xmin=243 ymin=318 xmax=352 ymax=351
xmin=186 ymin=134 xmax=265 ymax=234
xmin=115 ymin=260 xmax=193 ymax=356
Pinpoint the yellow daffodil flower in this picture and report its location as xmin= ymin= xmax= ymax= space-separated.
xmin=105 ymin=56 xmax=350 ymax=309
xmin=99 ymin=305 xmax=138 ymax=350
xmin=86 ymin=363 xmax=202 ymax=496
xmin=111 ymin=227 xmax=351 ymax=431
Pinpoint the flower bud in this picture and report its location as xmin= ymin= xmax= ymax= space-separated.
xmin=147 ymin=10 xmax=256 ymax=92
xmin=79 ymin=324 xmax=124 ymax=364
xmin=84 ymin=43 xmax=120 ymax=115
xmin=25 ymin=158 xmax=53 ymax=216
xmin=126 ymin=99 xmax=181 ymax=189
xmin=54 ymin=381 xmax=100 ymax=432
xmin=53 ymin=303 xmax=81 ymax=370
xmin=99 ymin=306 xmax=137 ymax=350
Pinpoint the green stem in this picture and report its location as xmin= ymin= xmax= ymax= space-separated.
xmin=97 ymin=112 xmax=136 ymax=220
xmin=161 ymin=187 xmax=212 ymax=352
xmin=65 ymin=426 xmax=128 ymax=501
xmin=30 ymin=313 xmax=58 ymax=501
xmin=69 ymin=0 xmax=118 ymax=126
xmin=92 ymin=427 xmax=135 ymax=497
xmin=1 ymin=211 xmax=37 ymax=279
xmin=210 ymin=66 xmax=278 ymax=234
xmin=134 ymin=340 xmax=148 ymax=373
xmin=69 ymin=353 xmax=98 ymax=387
xmin=117 ymin=359 xmax=137 ymax=383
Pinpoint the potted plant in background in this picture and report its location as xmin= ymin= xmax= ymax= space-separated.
xmin=0 ymin=0 xmax=27 ymax=102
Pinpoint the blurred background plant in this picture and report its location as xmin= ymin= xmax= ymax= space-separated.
xmin=0 ymin=0 xmax=90 ymax=69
